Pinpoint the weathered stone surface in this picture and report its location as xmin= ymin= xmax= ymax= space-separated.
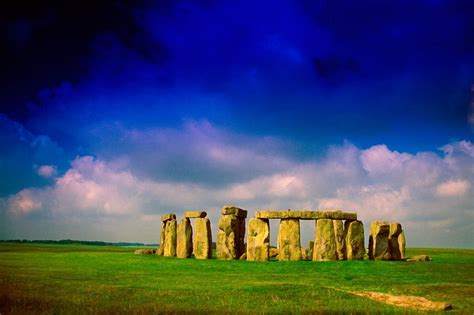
xmin=255 ymin=210 xmax=356 ymax=220
xmin=221 ymin=206 xmax=248 ymax=218
xmin=247 ymin=218 xmax=270 ymax=261
xmin=161 ymin=213 xmax=176 ymax=222
xmin=135 ymin=249 xmax=155 ymax=254
xmin=193 ymin=218 xmax=212 ymax=259
xmin=313 ymin=219 xmax=337 ymax=261
xmin=406 ymin=255 xmax=432 ymax=262
xmin=301 ymin=248 xmax=310 ymax=261
xmin=157 ymin=221 xmax=166 ymax=256
xmin=389 ymin=223 xmax=403 ymax=261
xmin=277 ymin=218 xmax=302 ymax=261
xmin=368 ymin=221 xmax=390 ymax=260
xmin=333 ymin=220 xmax=345 ymax=260
xmin=237 ymin=218 xmax=246 ymax=255
xmin=177 ymin=217 xmax=193 ymax=258
xmin=344 ymin=220 xmax=365 ymax=260
xmin=269 ymin=247 xmax=279 ymax=258
xmin=398 ymin=230 xmax=406 ymax=259
xmin=217 ymin=214 xmax=238 ymax=260
xmin=307 ymin=241 xmax=314 ymax=259
xmin=369 ymin=221 xmax=405 ymax=261
xmin=184 ymin=211 xmax=207 ymax=218
xmin=163 ymin=219 xmax=177 ymax=257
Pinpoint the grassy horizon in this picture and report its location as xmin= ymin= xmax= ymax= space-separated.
xmin=0 ymin=243 xmax=473 ymax=313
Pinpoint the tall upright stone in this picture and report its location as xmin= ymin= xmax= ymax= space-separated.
xmin=277 ymin=218 xmax=302 ymax=261
xmin=216 ymin=206 xmax=247 ymax=260
xmin=163 ymin=219 xmax=177 ymax=257
xmin=368 ymin=221 xmax=390 ymax=260
xmin=388 ymin=222 xmax=402 ymax=261
xmin=193 ymin=218 xmax=212 ymax=259
xmin=177 ymin=217 xmax=193 ymax=258
xmin=313 ymin=219 xmax=337 ymax=261
xmin=333 ymin=220 xmax=345 ymax=260
xmin=398 ymin=230 xmax=406 ymax=259
xmin=344 ymin=220 xmax=365 ymax=260
xmin=217 ymin=214 xmax=238 ymax=259
xmin=157 ymin=221 xmax=166 ymax=256
xmin=247 ymin=218 xmax=270 ymax=261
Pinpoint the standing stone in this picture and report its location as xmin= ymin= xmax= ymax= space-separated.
xmin=344 ymin=220 xmax=365 ymax=260
xmin=177 ymin=217 xmax=193 ymax=258
xmin=313 ymin=219 xmax=337 ymax=261
xmin=157 ymin=221 xmax=166 ymax=256
xmin=389 ymin=223 xmax=403 ymax=261
xmin=307 ymin=240 xmax=314 ymax=259
xmin=398 ymin=230 xmax=406 ymax=259
xmin=217 ymin=214 xmax=238 ymax=259
xmin=247 ymin=218 xmax=270 ymax=261
xmin=333 ymin=220 xmax=345 ymax=260
xmin=163 ymin=219 xmax=177 ymax=257
xmin=277 ymin=219 xmax=302 ymax=261
xmin=193 ymin=218 xmax=212 ymax=259
xmin=216 ymin=206 xmax=247 ymax=260
xmin=237 ymin=218 xmax=246 ymax=256
xmin=368 ymin=221 xmax=390 ymax=260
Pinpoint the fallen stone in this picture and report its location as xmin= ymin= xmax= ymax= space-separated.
xmin=368 ymin=221 xmax=391 ymax=260
xmin=176 ymin=217 xmax=193 ymax=258
xmin=406 ymin=255 xmax=432 ymax=262
xmin=184 ymin=210 xmax=207 ymax=218
xmin=255 ymin=210 xmax=356 ymax=220
xmin=134 ymin=249 xmax=155 ymax=254
xmin=333 ymin=220 xmax=345 ymax=260
xmin=353 ymin=291 xmax=451 ymax=311
xmin=163 ymin=219 xmax=177 ymax=257
xmin=398 ymin=230 xmax=406 ymax=259
xmin=221 ymin=205 xmax=248 ymax=218
xmin=344 ymin=220 xmax=365 ymax=260
xmin=313 ymin=219 xmax=337 ymax=261
xmin=161 ymin=213 xmax=176 ymax=222
xmin=239 ymin=252 xmax=247 ymax=260
xmin=193 ymin=218 xmax=212 ymax=259
xmin=278 ymin=218 xmax=302 ymax=261
xmin=247 ymin=218 xmax=270 ymax=261
xmin=269 ymin=247 xmax=279 ymax=258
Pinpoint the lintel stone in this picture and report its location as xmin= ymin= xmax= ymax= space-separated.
xmin=255 ymin=210 xmax=356 ymax=221
xmin=221 ymin=206 xmax=248 ymax=218
xmin=184 ymin=210 xmax=207 ymax=218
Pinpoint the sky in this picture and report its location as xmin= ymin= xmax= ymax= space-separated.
xmin=0 ymin=0 xmax=473 ymax=248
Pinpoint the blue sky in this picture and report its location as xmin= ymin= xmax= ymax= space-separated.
xmin=1 ymin=0 xmax=473 ymax=247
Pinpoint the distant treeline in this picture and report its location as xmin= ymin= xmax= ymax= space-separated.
xmin=0 ymin=239 xmax=158 ymax=247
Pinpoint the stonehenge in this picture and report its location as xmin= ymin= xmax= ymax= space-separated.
xmin=216 ymin=206 xmax=247 ymax=260
xmin=156 ymin=207 xmax=407 ymax=263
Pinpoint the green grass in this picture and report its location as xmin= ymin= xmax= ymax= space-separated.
xmin=0 ymin=243 xmax=473 ymax=314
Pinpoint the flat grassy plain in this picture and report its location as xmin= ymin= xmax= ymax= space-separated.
xmin=0 ymin=243 xmax=473 ymax=314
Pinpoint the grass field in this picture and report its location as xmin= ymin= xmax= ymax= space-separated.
xmin=0 ymin=243 xmax=473 ymax=314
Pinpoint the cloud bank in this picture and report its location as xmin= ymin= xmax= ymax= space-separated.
xmin=2 ymin=122 xmax=472 ymax=248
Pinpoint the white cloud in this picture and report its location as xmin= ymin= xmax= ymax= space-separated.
xmin=1 ymin=123 xmax=473 ymax=248
xmin=436 ymin=179 xmax=471 ymax=197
